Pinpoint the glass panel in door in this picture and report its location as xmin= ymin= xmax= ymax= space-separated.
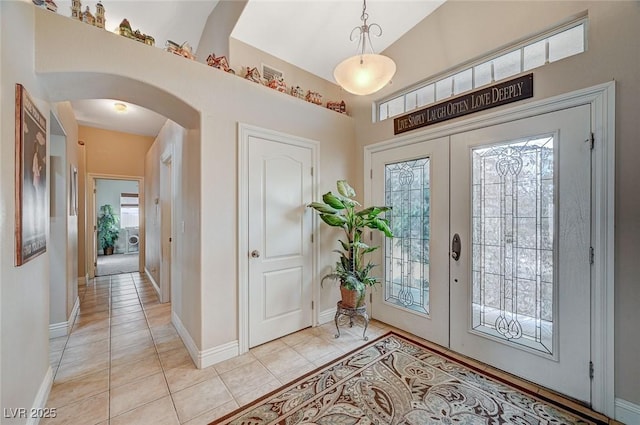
xmin=471 ymin=136 xmax=555 ymax=355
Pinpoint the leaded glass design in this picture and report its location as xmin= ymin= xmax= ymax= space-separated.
xmin=471 ymin=136 xmax=554 ymax=355
xmin=384 ymin=158 xmax=430 ymax=315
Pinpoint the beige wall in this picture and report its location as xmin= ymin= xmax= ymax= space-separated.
xmin=80 ymin=126 xmax=154 ymax=177
xmin=352 ymin=1 xmax=640 ymax=406
xmin=229 ymin=38 xmax=348 ymax=111
xmin=195 ymin=0 xmax=247 ymax=63
xmin=1 ymin=2 xmax=53 ymax=421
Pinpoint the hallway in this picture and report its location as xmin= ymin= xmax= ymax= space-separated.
xmin=44 ymin=272 xmax=391 ymax=424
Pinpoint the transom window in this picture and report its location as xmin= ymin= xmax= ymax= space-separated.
xmin=377 ymin=19 xmax=586 ymax=122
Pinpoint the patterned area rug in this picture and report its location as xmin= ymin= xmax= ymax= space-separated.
xmin=213 ymin=332 xmax=605 ymax=425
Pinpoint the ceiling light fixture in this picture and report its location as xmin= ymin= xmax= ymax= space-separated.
xmin=333 ymin=0 xmax=396 ymax=96
xmin=113 ymin=102 xmax=128 ymax=113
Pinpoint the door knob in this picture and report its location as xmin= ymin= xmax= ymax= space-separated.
xmin=451 ymin=233 xmax=461 ymax=261
xmin=251 ymin=250 xmax=260 ymax=258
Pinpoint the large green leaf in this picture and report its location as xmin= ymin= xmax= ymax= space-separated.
xmin=322 ymin=192 xmax=346 ymax=210
xmin=369 ymin=218 xmax=393 ymax=237
xmin=320 ymin=213 xmax=346 ymax=227
xmin=356 ymin=206 xmax=391 ymax=217
xmin=307 ymin=202 xmax=338 ymax=214
xmin=336 ymin=180 xmax=356 ymax=198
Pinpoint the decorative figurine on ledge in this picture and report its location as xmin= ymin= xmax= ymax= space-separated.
xmin=206 ymin=54 xmax=235 ymax=74
xmin=45 ymin=0 xmax=58 ymax=12
xmin=70 ymin=0 xmax=105 ymax=28
xmin=118 ymin=19 xmax=155 ymax=46
xmin=326 ymin=100 xmax=347 ymax=114
xmin=244 ymin=67 xmax=263 ymax=84
xmin=267 ymin=76 xmax=287 ymax=93
xmin=166 ymin=40 xmax=196 ymax=60
xmin=305 ymin=90 xmax=322 ymax=105
xmin=34 ymin=0 xmax=58 ymax=13
xmin=290 ymin=85 xmax=305 ymax=100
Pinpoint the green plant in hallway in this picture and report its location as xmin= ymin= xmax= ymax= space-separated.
xmin=308 ymin=180 xmax=393 ymax=308
xmin=97 ymin=204 xmax=120 ymax=255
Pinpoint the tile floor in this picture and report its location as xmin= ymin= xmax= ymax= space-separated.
xmin=45 ymin=272 xmax=618 ymax=425
xmin=44 ymin=272 xmax=392 ymax=425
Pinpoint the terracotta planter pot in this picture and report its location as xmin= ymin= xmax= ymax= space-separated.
xmin=340 ymin=286 xmax=365 ymax=308
xmin=104 ymin=246 xmax=114 ymax=255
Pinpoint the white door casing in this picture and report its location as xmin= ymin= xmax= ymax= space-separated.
xmin=449 ymin=105 xmax=592 ymax=402
xmin=370 ymin=137 xmax=450 ymax=346
xmin=239 ymin=124 xmax=319 ymax=350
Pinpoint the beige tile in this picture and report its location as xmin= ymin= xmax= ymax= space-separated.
xmin=110 ymin=354 xmax=163 ymax=388
xmin=78 ymin=304 xmax=110 ymax=315
xmin=110 ymin=372 xmax=169 ymax=417
xmin=50 ymin=348 xmax=64 ymax=366
xmin=280 ymin=328 xmax=317 ymax=347
xmin=110 ymin=310 xmax=146 ymax=326
xmin=171 ymin=376 xmax=234 ymax=423
xmin=250 ymin=339 xmax=288 ymax=359
xmin=54 ymin=355 xmax=109 ymax=383
xmin=72 ymin=318 xmax=109 ymax=335
xmin=235 ymin=379 xmax=283 ymax=406
xmin=110 ymin=340 xmax=157 ymax=367
xmin=47 ymin=369 xmax=109 ymax=409
xmin=147 ymin=313 xmax=172 ymax=328
xmin=257 ymin=346 xmax=312 ymax=381
xmin=111 ymin=299 xmax=141 ymax=310
xmin=59 ymin=339 xmax=109 ymax=366
xmin=278 ymin=361 xmax=319 ymax=384
xmin=111 ymin=304 xmax=143 ymax=316
xmin=213 ymin=352 xmax=256 ymax=375
xmin=74 ymin=311 xmax=109 ymax=326
xmin=42 ymin=391 xmax=109 ymax=425
xmin=111 ymin=293 xmax=139 ymax=302
xmin=164 ymin=360 xmax=219 ymax=394
xmin=66 ymin=328 xmax=109 ymax=348
xmin=111 ymin=328 xmax=153 ymax=351
xmin=219 ymin=360 xmax=278 ymax=398
xmin=291 ymin=335 xmax=343 ymax=363
xmin=182 ymin=400 xmax=239 ymax=425
xmin=155 ymin=335 xmax=185 ymax=353
xmin=111 ymin=318 xmax=149 ymax=337
xmin=49 ymin=336 xmax=68 ymax=353
xmin=159 ymin=346 xmax=194 ymax=369
xmin=110 ymin=395 xmax=179 ymax=425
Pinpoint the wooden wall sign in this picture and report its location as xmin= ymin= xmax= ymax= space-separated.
xmin=394 ymin=74 xmax=533 ymax=135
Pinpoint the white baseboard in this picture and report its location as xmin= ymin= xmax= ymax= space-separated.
xmin=145 ymin=267 xmax=160 ymax=298
xmin=171 ymin=311 xmax=238 ymax=369
xmin=318 ymin=307 xmax=337 ymax=325
xmin=616 ymin=398 xmax=640 ymax=424
xmin=48 ymin=322 xmax=68 ymax=339
xmin=27 ymin=366 xmax=53 ymax=425
xmin=49 ymin=297 xmax=80 ymax=338
xmin=200 ymin=340 xmax=239 ymax=369
xmin=69 ymin=296 xmax=80 ymax=327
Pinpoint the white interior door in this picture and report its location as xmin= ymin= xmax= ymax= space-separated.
xmin=449 ymin=105 xmax=592 ymax=403
xmin=370 ymin=137 xmax=449 ymax=346
xmin=248 ymin=136 xmax=313 ymax=347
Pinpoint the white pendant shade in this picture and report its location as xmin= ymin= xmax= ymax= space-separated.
xmin=334 ymin=53 xmax=396 ymax=96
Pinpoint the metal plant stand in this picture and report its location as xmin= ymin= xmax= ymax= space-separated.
xmin=334 ymin=301 xmax=370 ymax=341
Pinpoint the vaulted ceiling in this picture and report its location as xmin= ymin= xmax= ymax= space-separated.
xmin=54 ymin=0 xmax=445 ymax=136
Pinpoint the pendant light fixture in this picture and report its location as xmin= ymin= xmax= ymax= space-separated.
xmin=333 ymin=0 xmax=396 ymax=96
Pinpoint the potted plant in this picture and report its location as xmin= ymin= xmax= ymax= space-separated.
xmin=97 ymin=204 xmax=120 ymax=255
xmin=308 ymin=180 xmax=393 ymax=308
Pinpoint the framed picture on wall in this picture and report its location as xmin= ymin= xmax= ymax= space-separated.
xmin=15 ymin=83 xmax=47 ymax=266
xmin=70 ymin=165 xmax=78 ymax=216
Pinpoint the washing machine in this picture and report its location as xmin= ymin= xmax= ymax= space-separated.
xmin=126 ymin=227 xmax=139 ymax=253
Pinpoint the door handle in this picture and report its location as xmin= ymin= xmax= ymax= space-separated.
xmin=251 ymin=250 xmax=260 ymax=258
xmin=451 ymin=234 xmax=461 ymax=261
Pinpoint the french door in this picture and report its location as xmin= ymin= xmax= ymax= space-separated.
xmin=371 ymin=105 xmax=592 ymax=403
